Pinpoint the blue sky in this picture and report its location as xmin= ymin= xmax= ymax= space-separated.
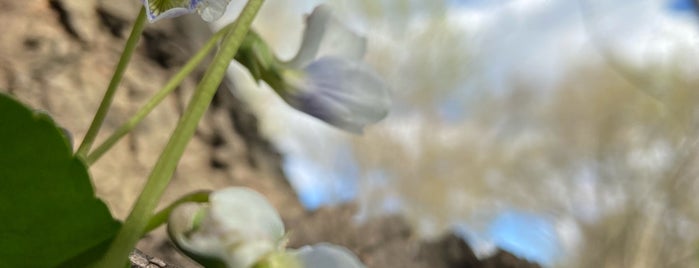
xmin=668 ymin=0 xmax=697 ymax=12
xmin=487 ymin=211 xmax=560 ymax=264
xmin=283 ymin=145 xmax=359 ymax=210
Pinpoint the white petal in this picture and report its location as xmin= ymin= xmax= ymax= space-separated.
xmin=285 ymin=57 xmax=390 ymax=133
xmin=168 ymin=187 xmax=285 ymax=268
xmin=168 ymin=203 xmax=226 ymax=259
xmin=288 ymin=5 xmax=366 ymax=68
xmin=294 ymin=244 xmax=365 ymax=268
xmin=197 ymin=0 xmax=232 ymax=22
xmin=223 ymin=240 xmax=278 ymax=268
xmin=208 ymin=187 xmax=285 ymax=244
xmin=314 ymin=11 xmax=365 ymax=62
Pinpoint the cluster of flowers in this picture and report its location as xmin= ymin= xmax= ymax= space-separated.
xmin=141 ymin=0 xmax=391 ymax=267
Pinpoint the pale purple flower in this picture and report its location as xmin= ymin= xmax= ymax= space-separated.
xmin=280 ymin=5 xmax=391 ymax=133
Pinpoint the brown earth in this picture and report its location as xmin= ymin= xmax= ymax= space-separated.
xmin=0 ymin=1 xmax=540 ymax=267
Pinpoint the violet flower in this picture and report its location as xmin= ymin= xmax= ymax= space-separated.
xmin=279 ymin=5 xmax=391 ymax=133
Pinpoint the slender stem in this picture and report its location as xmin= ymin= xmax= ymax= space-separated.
xmin=86 ymin=23 xmax=235 ymax=165
xmin=144 ymin=191 xmax=210 ymax=234
xmin=76 ymin=8 xmax=147 ymax=158
xmin=96 ymin=0 xmax=265 ymax=266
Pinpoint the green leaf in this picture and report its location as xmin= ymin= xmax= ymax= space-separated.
xmin=0 ymin=93 xmax=121 ymax=267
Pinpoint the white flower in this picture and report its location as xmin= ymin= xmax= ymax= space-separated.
xmin=168 ymin=187 xmax=285 ymax=268
xmin=142 ymin=0 xmax=231 ymax=22
xmin=292 ymin=243 xmax=365 ymax=268
xmin=280 ymin=5 xmax=390 ymax=133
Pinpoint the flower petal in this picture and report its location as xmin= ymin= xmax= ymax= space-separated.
xmin=196 ymin=0 xmax=232 ymax=22
xmin=142 ymin=0 xmax=198 ymax=22
xmin=284 ymin=57 xmax=390 ymax=133
xmin=288 ymin=5 xmax=366 ymax=68
xmin=293 ymin=243 xmax=365 ymax=268
xmin=208 ymin=187 xmax=285 ymax=244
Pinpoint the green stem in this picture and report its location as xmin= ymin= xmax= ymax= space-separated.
xmin=96 ymin=0 xmax=265 ymax=267
xmin=86 ymin=23 xmax=235 ymax=165
xmin=76 ymin=8 xmax=147 ymax=158
xmin=144 ymin=191 xmax=210 ymax=234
